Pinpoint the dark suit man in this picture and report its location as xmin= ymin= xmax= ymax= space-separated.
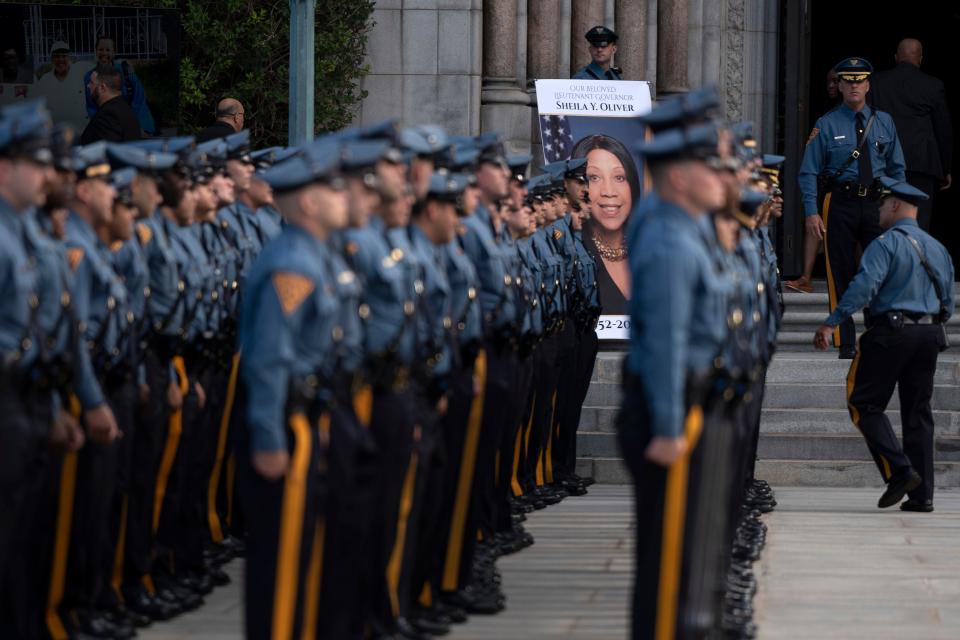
xmin=80 ymin=63 xmax=141 ymax=144
xmin=872 ymin=38 xmax=953 ymax=231
xmin=196 ymin=98 xmax=245 ymax=142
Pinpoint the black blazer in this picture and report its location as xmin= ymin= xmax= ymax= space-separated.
xmin=871 ymin=62 xmax=953 ymax=179
xmin=80 ymin=96 xmax=142 ymax=145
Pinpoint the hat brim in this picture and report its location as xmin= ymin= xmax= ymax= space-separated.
xmin=838 ymin=72 xmax=870 ymax=82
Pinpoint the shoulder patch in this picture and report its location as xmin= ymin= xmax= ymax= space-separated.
xmin=272 ymin=272 xmax=315 ymax=317
xmin=805 ymin=127 xmax=819 ymax=146
xmin=136 ymin=223 xmax=152 ymax=247
xmin=345 ymin=241 xmax=360 ymax=256
xmin=67 ymin=247 xmax=85 ymax=272
xmin=553 ymin=229 xmax=563 ymax=241
xmin=110 ymin=240 xmax=124 ymax=253
xmin=457 ymin=224 xmax=467 ymax=237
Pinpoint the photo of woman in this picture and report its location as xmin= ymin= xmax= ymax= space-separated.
xmin=570 ymin=134 xmax=640 ymax=314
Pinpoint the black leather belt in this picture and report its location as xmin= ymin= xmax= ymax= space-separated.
xmin=831 ymin=181 xmax=879 ymax=198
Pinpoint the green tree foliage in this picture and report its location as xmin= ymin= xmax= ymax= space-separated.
xmin=45 ymin=0 xmax=375 ymax=145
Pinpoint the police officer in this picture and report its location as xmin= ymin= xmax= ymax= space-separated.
xmin=814 ymin=177 xmax=954 ymax=512
xmin=572 ymin=26 xmax=623 ymax=80
xmin=618 ymin=120 xmax=732 ymax=640
xmin=238 ymin=138 xmax=348 ymax=640
xmin=799 ymin=57 xmax=907 ymax=359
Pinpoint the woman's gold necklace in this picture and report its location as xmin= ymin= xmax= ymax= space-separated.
xmin=592 ymin=230 xmax=627 ymax=261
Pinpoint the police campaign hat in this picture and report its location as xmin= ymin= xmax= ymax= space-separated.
xmin=110 ymin=166 xmax=137 ymax=205
xmin=639 ymin=86 xmax=720 ymax=132
xmin=585 ymin=25 xmax=618 ymax=47
xmin=425 ymin=170 xmax=471 ymax=202
xmin=224 ymin=130 xmax=252 ymax=163
xmin=50 ymin=124 xmax=76 ymax=172
xmin=507 ymin=153 xmax=532 ymax=183
xmin=400 ymin=125 xmax=449 ymax=158
xmin=261 ymin=138 xmax=343 ymax=194
xmin=189 ymin=139 xmax=228 ymax=183
xmin=443 ymin=143 xmax=480 ymax=173
xmin=834 ymin=57 xmax=873 ymax=82
xmin=72 ymin=142 xmax=112 ymax=180
xmin=635 ymin=122 xmax=722 ymax=163
xmin=107 ymin=143 xmax=178 ymax=174
xmin=731 ymin=121 xmax=758 ymax=163
xmin=0 ymin=99 xmax=53 ymax=164
xmin=474 ymin=132 xmax=507 ymax=167
xmin=127 ymin=136 xmax=195 ymax=156
xmin=877 ymin=176 xmax=929 ymax=206
xmin=251 ymin=146 xmax=298 ymax=172
xmin=760 ymin=154 xmax=785 ymax=181
xmin=526 ymin=173 xmax=553 ymax=198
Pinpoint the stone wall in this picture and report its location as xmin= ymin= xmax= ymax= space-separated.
xmin=357 ymin=0 xmax=781 ymax=154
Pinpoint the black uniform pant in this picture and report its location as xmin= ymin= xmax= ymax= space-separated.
xmin=905 ymin=171 xmax=939 ymax=232
xmin=318 ymin=392 xmax=378 ymax=640
xmin=104 ymin=376 xmax=138 ymax=608
xmin=526 ymin=336 xmax=560 ymax=492
xmin=616 ymin=373 xmax=735 ymax=640
xmin=847 ymin=324 xmax=944 ymax=502
xmin=475 ymin=343 xmax=518 ymax=540
xmin=437 ymin=354 xmax=483 ymax=596
xmin=556 ymin=328 xmax=599 ymax=479
xmin=239 ymin=407 xmax=327 ymax=640
xmin=822 ymin=191 xmax=882 ymax=351
xmin=0 ymin=382 xmax=53 ymax=639
xmin=496 ymin=354 xmax=533 ymax=532
xmin=364 ymin=386 xmax=417 ymax=630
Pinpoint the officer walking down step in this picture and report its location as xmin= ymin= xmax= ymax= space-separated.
xmin=799 ymin=57 xmax=906 ymax=359
xmin=814 ymin=177 xmax=954 ymax=513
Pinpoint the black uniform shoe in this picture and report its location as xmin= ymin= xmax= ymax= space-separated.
xmin=105 ymin=605 xmax=151 ymax=629
xmin=122 ymin=585 xmax=180 ymax=621
xmin=395 ymin=616 xmax=432 ymax=640
xmin=878 ymin=469 xmax=922 ymax=508
xmin=434 ymin=601 xmax=467 ymax=623
xmin=154 ymin=577 xmax=204 ymax=612
xmin=71 ymin=608 xmax=136 ymax=639
xmin=900 ymin=498 xmax=934 ymax=512
xmin=409 ymin=609 xmax=451 ymax=636
xmin=838 ymin=347 xmax=857 ymax=360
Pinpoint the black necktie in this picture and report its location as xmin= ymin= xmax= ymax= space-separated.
xmin=855 ymin=111 xmax=874 ymax=187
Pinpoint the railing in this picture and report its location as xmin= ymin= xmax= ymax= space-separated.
xmin=22 ymin=5 xmax=169 ymax=66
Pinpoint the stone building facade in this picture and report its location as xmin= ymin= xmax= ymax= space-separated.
xmin=356 ymin=0 xmax=780 ymax=159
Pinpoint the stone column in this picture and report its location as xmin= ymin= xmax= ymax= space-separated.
xmin=570 ymin=0 xmax=605 ymax=76
xmin=615 ymin=0 xmax=649 ymax=80
xmin=657 ymin=0 xmax=689 ymax=95
xmin=482 ymin=0 xmax=531 ymax=151
xmin=527 ymin=0 xmax=562 ymax=168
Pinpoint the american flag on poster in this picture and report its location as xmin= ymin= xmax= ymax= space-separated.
xmin=540 ymin=115 xmax=574 ymax=163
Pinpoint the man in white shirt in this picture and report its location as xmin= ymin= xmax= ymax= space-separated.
xmin=35 ymin=41 xmax=92 ymax=132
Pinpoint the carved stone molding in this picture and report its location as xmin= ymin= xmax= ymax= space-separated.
xmin=723 ymin=0 xmax=745 ymax=121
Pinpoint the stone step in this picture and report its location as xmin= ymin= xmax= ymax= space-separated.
xmin=578 ymin=456 xmax=960 ymax=487
xmin=582 ymin=381 xmax=960 ymax=411
xmin=753 ymin=459 xmax=960 ymax=488
xmin=576 ymin=431 xmax=960 ymax=461
xmin=779 ymin=311 xmax=960 ymax=334
xmin=578 ymin=406 xmax=960 ymax=435
xmin=782 ymin=292 xmax=830 ymax=307
xmin=763 ymin=383 xmax=960 ymax=411
xmin=591 ymin=351 xmax=960 ymax=386
xmin=757 ymin=433 xmax=960 ymax=462
xmin=759 ymin=408 xmax=960 ymax=436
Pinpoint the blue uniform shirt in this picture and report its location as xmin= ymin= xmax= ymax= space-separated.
xmin=409 ymin=225 xmax=452 ymax=377
xmin=626 ymin=195 xmax=729 ymax=438
xmin=324 ymin=237 xmax=365 ymax=380
xmin=240 ymin=224 xmax=339 ymax=453
xmin=799 ymin=104 xmax=906 ymax=216
xmin=460 ymin=204 xmax=514 ymax=337
xmin=825 ymin=218 xmax=955 ymax=326
xmin=138 ymin=212 xmax=184 ymax=338
xmin=255 ymin=205 xmax=284 ymax=241
xmin=340 ymin=221 xmax=408 ymax=358
xmin=444 ymin=237 xmax=483 ymax=350
xmin=66 ymin=211 xmax=129 ymax=408
xmin=0 ymin=199 xmax=41 ymax=371
xmin=572 ymin=62 xmax=623 ymax=81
